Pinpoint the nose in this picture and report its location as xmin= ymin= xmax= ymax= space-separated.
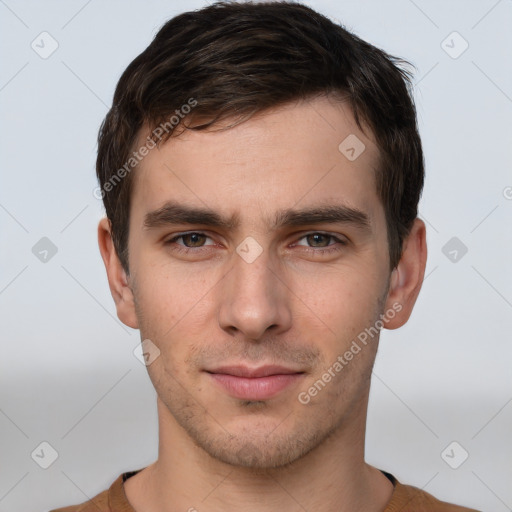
xmin=218 ymin=244 xmax=292 ymax=341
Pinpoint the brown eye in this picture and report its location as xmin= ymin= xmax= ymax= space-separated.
xmin=164 ymin=232 xmax=218 ymax=256
xmin=306 ymin=233 xmax=332 ymax=247
xmin=293 ymin=232 xmax=348 ymax=257
xmin=180 ymin=233 xmax=208 ymax=247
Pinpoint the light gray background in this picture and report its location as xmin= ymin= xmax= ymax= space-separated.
xmin=1 ymin=1 xmax=511 ymax=511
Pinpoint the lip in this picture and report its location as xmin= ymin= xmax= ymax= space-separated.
xmin=208 ymin=365 xmax=302 ymax=378
xmin=206 ymin=365 xmax=305 ymax=400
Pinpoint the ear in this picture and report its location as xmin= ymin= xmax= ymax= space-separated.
xmin=97 ymin=217 xmax=139 ymax=329
xmin=383 ymin=218 xmax=427 ymax=330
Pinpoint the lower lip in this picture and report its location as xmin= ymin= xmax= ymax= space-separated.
xmin=208 ymin=373 xmax=304 ymax=400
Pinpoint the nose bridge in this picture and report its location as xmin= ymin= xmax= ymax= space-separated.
xmin=218 ymin=244 xmax=291 ymax=339
xmin=233 ymin=247 xmax=274 ymax=298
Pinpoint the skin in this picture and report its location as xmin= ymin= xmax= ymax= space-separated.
xmin=98 ymin=95 xmax=427 ymax=512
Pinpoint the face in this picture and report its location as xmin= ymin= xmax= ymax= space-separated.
xmin=103 ymin=96 xmax=421 ymax=469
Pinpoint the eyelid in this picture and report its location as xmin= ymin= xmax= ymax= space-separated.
xmin=292 ymin=231 xmax=348 ymax=246
xmin=165 ymin=230 xmax=348 ymax=250
xmin=166 ymin=231 xmax=217 ymax=245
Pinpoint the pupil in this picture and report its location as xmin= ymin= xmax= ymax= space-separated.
xmin=186 ymin=233 xmax=203 ymax=247
xmin=309 ymin=234 xmax=328 ymax=247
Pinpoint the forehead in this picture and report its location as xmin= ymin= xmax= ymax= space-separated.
xmin=129 ymin=96 xmax=382 ymax=227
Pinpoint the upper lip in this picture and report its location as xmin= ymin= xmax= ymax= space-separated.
xmin=206 ymin=365 xmax=303 ymax=378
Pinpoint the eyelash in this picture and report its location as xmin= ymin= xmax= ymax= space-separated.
xmin=164 ymin=232 xmax=348 ymax=257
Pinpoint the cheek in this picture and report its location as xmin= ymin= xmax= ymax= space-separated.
xmin=133 ymin=261 xmax=221 ymax=362
xmin=289 ymin=263 xmax=386 ymax=358
xmin=136 ymin=255 xmax=216 ymax=318
xmin=296 ymin=261 xmax=381 ymax=314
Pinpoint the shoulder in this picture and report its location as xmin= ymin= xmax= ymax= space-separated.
xmin=48 ymin=471 xmax=133 ymax=512
xmin=48 ymin=487 xmax=109 ymax=512
xmin=386 ymin=475 xmax=481 ymax=512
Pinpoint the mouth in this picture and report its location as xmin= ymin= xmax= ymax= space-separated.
xmin=205 ymin=365 xmax=305 ymax=400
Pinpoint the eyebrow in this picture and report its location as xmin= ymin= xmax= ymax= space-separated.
xmin=143 ymin=200 xmax=371 ymax=232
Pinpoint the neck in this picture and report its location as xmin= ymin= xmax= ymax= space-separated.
xmin=125 ymin=396 xmax=394 ymax=512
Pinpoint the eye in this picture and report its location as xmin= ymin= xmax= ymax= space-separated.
xmin=174 ymin=232 xmax=210 ymax=248
xmin=292 ymin=232 xmax=348 ymax=256
xmin=296 ymin=233 xmax=336 ymax=248
xmin=163 ymin=231 xmax=348 ymax=258
xmin=164 ymin=232 xmax=216 ymax=254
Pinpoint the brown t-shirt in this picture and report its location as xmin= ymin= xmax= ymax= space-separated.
xmin=49 ymin=468 xmax=480 ymax=512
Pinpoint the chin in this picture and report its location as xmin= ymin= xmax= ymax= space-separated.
xmin=188 ymin=417 xmax=329 ymax=470
xmin=206 ymin=438 xmax=308 ymax=469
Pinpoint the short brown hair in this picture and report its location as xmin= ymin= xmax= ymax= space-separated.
xmin=96 ymin=1 xmax=424 ymax=274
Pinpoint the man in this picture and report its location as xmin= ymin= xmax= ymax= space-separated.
xmin=51 ymin=2 xmax=480 ymax=511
